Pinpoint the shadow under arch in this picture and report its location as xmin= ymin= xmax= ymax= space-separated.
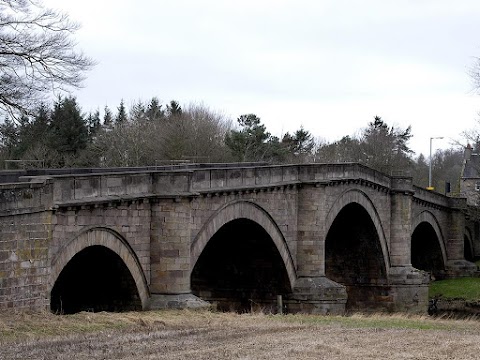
xmin=465 ymin=227 xmax=475 ymax=262
xmin=324 ymin=189 xmax=390 ymax=311
xmin=411 ymin=211 xmax=447 ymax=278
xmin=325 ymin=189 xmax=390 ymax=270
xmin=50 ymin=227 xmax=149 ymax=313
xmin=191 ymin=200 xmax=296 ymax=311
xmin=191 ymin=200 xmax=296 ymax=287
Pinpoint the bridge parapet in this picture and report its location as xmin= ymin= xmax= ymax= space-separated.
xmin=413 ymin=186 xmax=465 ymax=210
xmin=0 ymin=164 xmax=469 ymax=213
xmin=190 ymin=163 xmax=393 ymax=193
xmin=0 ymin=163 xmax=400 ymax=210
xmin=0 ymin=179 xmax=53 ymax=215
xmin=52 ymin=172 xmax=155 ymax=204
xmin=190 ymin=165 xmax=299 ymax=191
xmin=299 ymin=163 xmax=391 ymax=188
xmin=390 ymin=176 xmax=413 ymax=194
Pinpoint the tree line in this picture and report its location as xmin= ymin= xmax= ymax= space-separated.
xmin=0 ymin=96 xmax=464 ymax=192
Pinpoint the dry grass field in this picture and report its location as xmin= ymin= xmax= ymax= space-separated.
xmin=2 ymin=310 xmax=480 ymax=359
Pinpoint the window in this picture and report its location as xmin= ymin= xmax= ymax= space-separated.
xmin=475 ymin=181 xmax=480 ymax=191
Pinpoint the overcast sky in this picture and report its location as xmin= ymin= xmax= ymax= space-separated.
xmin=43 ymin=0 xmax=480 ymax=156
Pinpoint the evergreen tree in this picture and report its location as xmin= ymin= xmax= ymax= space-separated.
xmin=0 ymin=104 xmax=51 ymax=164
xmin=146 ymin=97 xmax=165 ymax=122
xmin=129 ymin=101 xmax=146 ymax=123
xmin=282 ymin=127 xmax=315 ymax=162
xmin=16 ymin=104 xmax=50 ymax=156
xmin=103 ymin=106 xmax=113 ymax=128
xmin=33 ymin=104 xmax=50 ymax=135
xmin=86 ymin=109 xmax=101 ymax=140
xmin=48 ymin=96 xmax=88 ymax=166
xmin=265 ymin=135 xmax=288 ymax=163
xmin=166 ymin=100 xmax=182 ymax=118
xmin=225 ymin=114 xmax=273 ymax=162
xmin=115 ymin=99 xmax=128 ymax=124
xmin=0 ymin=117 xmax=18 ymax=156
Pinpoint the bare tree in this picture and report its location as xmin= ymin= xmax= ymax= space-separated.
xmin=469 ymin=55 xmax=480 ymax=93
xmin=92 ymin=101 xmax=232 ymax=167
xmin=466 ymin=57 xmax=480 ymax=149
xmin=0 ymin=0 xmax=94 ymax=119
xmin=462 ymin=118 xmax=480 ymax=148
xmin=191 ymin=104 xmax=231 ymax=159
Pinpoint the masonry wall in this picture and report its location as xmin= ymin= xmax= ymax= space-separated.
xmin=0 ymin=211 xmax=51 ymax=309
xmin=461 ymin=178 xmax=480 ymax=206
xmin=0 ymin=181 xmax=53 ymax=310
xmin=150 ymin=198 xmax=192 ymax=294
xmin=465 ymin=207 xmax=480 ymax=258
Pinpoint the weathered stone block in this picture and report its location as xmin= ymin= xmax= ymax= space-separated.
xmin=287 ymin=277 xmax=347 ymax=315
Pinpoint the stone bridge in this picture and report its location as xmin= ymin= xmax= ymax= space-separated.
xmin=0 ymin=163 xmax=477 ymax=314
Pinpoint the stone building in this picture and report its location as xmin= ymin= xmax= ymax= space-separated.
xmin=461 ymin=144 xmax=480 ymax=206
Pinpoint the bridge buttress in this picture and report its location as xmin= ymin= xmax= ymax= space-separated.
xmin=445 ymin=198 xmax=477 ymax=277
xmin=389 ymin=177 xmax=430 ymax=312
xmin=149 ymin=197 xmax=208 ymax=310
xmin=390 ymin=183 xmax=413 ymax=267
xmin=286 ymin=184 xmax=347 ymax=315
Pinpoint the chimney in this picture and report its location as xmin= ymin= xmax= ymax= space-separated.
xmin=465 ymin=143 xmax=473 ymax=162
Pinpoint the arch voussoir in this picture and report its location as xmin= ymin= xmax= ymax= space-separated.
xmin=326 ymin=189 xmax=390 ymax=271
xmin=50 ymin=227 xmax=150 ymax=310
xmin=191 ymin=200 xmax=296 ymax=290
xmin=412 ymin=211 xmax=447 ymax=269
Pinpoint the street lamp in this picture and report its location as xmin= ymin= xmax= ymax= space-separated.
xmin=428 ymin=136 xmax=444 ymax=190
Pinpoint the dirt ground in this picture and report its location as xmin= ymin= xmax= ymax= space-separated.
xmin=2 ymin=310 xmax=480 ymax=360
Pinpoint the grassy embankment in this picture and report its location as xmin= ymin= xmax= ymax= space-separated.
xmin=429 ymin=277 xmax=480 ymax=301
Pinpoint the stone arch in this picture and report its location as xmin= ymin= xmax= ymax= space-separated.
xmin=50 ymin=227 xmax=149 ymax=310
xmin=191 ymin=200 xmax=296 ymax=290
xmin=325 ymin=189 xmax=390 ymax=270
xmin=411 ymin=211 xmax=447 ymax=268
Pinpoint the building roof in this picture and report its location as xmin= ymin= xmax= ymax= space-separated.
xmin=462 ymin=144 xmax=480 ymax=179
xmin=463 ymin=156 xmax=480 ymax=178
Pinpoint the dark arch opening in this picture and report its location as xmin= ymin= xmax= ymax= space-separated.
xmin=411 ymin=222 xmax=445 ymax=279
xmin=191 ymin=218 xmax=291 ymax=313
xmin=51 ymin=245 xmax=142 ymax=314
xmin=325 ymin=203 xmax=388 ymax=311
xmin=465 ymin=235 xmax=474 ymax=262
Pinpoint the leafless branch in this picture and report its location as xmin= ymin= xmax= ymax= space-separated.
xmin=0 ymin=0 xmax=95 ymax=119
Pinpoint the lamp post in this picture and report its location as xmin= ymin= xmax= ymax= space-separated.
xmin=428 ymin=136 xmax=443 ymax=190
